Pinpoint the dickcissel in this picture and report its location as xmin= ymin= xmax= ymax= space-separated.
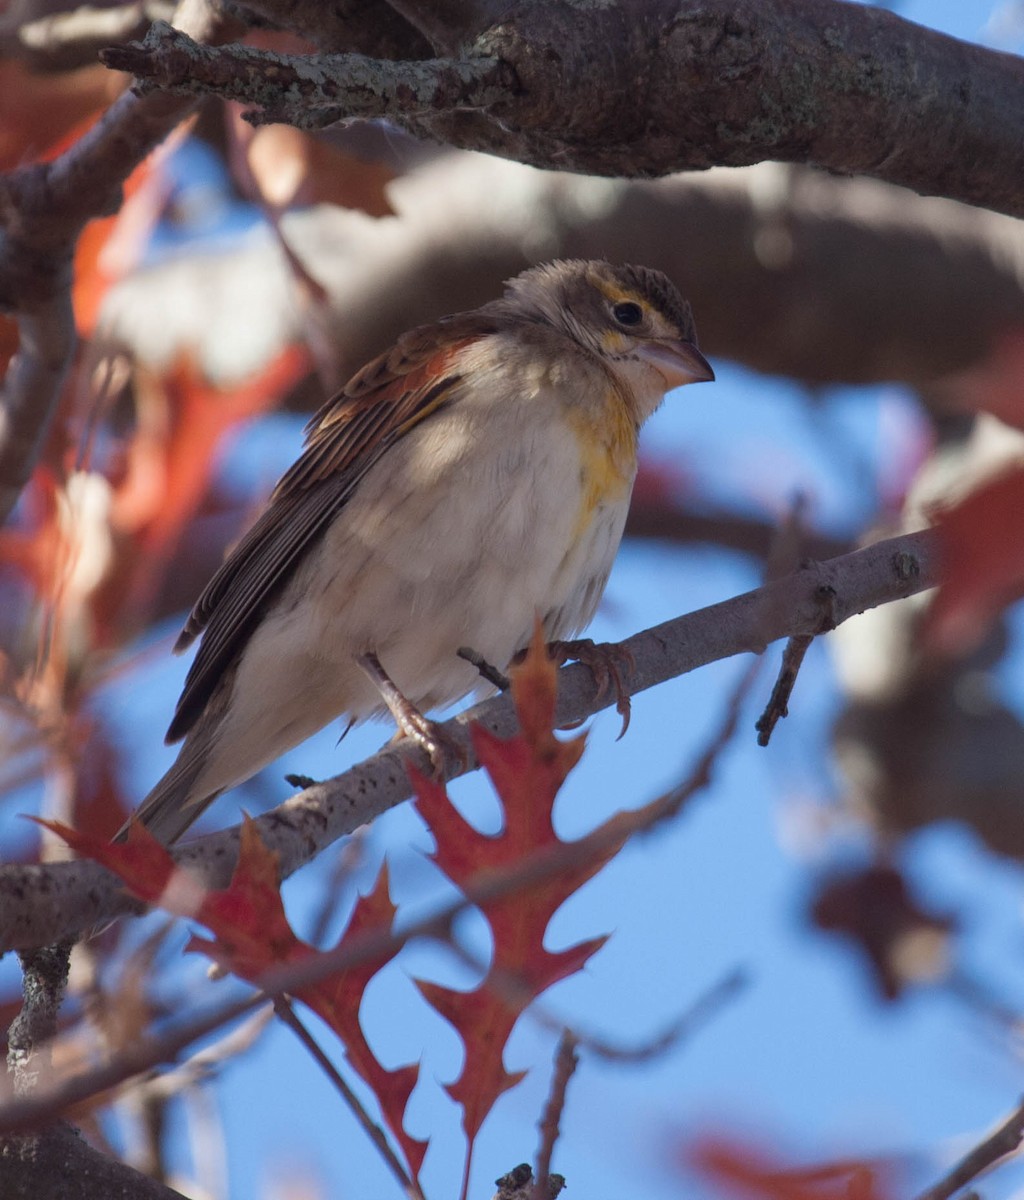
xmin=125 ymin=259 xmax=713 ymax=843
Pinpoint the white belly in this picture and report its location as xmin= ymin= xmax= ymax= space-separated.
xmin=193 ymin=368 xmax=633 ymax=795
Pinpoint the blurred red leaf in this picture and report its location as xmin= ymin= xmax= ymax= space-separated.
xmin=411 ymin=625 xmax=616 ymax=1192
xmin=940 ymin=326 xmax=1024 ymax=432
xmin=100 ymin=342 xmax=311 ymax=633
xmin=689 ymin=1137 xmax=893 ymax=1200
xmin=809 ymin=865 xmax=954 ymax=1000
xmin=0 ymin=61 xmax=124 ymax=170
xmin=0 ymin=468 xmax=63 ymax=596
xmin=71 ymin=138 xmax=181 ymax=337
xmin=924 ymin=466 xmax=1024 ymax=654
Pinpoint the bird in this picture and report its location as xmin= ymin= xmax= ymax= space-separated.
xmin=122 ymin=259 xmax=714 ymax=844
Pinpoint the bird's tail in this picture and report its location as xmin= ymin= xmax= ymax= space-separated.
xmin=114 ymin=743 xmax=221 ymax=846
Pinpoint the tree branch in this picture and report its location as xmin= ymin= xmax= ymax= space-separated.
xmin=0 ymin=527 xmax=939 ymax=953
xmin=0 ymin=1122 xmax=188 ymax=1200
xmin=101 ymin=21 xmax=515 ymax=127
xmin=101 ymin=0 xmax=1024 ymax=217
xmin=100 ymin=157 xmax=1024 ymax=396
xmin=915 ymin=1095 xmax=1024 ymax=1200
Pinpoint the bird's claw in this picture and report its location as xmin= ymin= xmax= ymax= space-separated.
xmin=391 ymin=710 xmax=467 ymax=778
xmin=545 ymin=638 xmax=634 ymax=738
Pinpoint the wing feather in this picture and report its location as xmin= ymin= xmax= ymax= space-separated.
xmin=166 ymin=312 xmax=499 ymax=744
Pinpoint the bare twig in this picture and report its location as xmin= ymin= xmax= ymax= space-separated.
xmin=915 ymin=1096 xmax=1024 ymax=1200
xmin=101 ymin=21 xmax=515 ymax=129
xmin=755 ymin=633 xmax=815 ymax=746
xmin=561 ymin=968 xmax=747 ymax=1065
xmin=273 ymin=997 xmax=423 ymax=1199
xmin=532 ymin=1031 xmax=576 ymax=1200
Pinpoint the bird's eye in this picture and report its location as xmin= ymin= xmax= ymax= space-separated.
xmin=612 ymin=301 xmax=644 ymax=327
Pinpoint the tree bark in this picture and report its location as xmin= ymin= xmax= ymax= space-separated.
xmin=106 ymin=1 xmax=1024 ymax=216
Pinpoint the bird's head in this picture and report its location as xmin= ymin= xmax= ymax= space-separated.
xmin=503 ymin=259 xmax=714 ymax=415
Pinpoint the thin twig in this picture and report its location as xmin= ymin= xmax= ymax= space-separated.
xmin=532 ymin=1031 xmax=576 ymax=1200
xmin=914 ymin=1096 xmax=1024 ymax=1200
xmin=273 ymin=996 xmax=423 ymax=1200
xmin=458 ymin=645 xmax=511 ymax=691
xmin=755 ymin=632 xmax=814 ymax=746
xmin=559 ymin=968 xmax=747 ymax=1065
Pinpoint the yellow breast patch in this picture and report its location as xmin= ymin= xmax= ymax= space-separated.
xmin=566 ymin=391 xmax=638 ymax=540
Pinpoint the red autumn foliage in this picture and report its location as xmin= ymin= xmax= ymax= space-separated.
xmin=689 ymin=1137 xmax=894 ymax=1200
xmin=0 ymin=62 xmax=124 ymax=171
xmin=924 ymin=465 xmax=1024 ymax=654
xmin=39 ymin=816 xmax=427 ymax=1178
xmin=411 ymin=625 xmax=619 ymax=1196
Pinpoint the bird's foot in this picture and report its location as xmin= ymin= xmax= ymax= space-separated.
xmin=359 ymin=652 xmax=466 ymax=777
xmin=544 ymin=638 xmax=635 ymax=738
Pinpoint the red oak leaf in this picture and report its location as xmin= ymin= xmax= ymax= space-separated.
xmin=42 ymin=816 xmax=425 ymax=1179
xmin=410 ymin=625 xmax=617 ymax=1197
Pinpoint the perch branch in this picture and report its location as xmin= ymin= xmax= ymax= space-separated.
xmin=0 ymin=526 xmax=940 ymax=952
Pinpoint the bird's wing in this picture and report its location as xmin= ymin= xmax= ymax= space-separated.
xmin=166 ymin=312 xmax=499 ymax=744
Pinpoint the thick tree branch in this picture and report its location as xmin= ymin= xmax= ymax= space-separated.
xmin=102 ymin=0 xmax=1024 ymax=217
xmin=101 ymin=157 xmax=1024 ymax=394
xmin=0 ymin=1123 xmax=187 ymax=1200
xmin=0 ymin=527 xmax=939 ymax=953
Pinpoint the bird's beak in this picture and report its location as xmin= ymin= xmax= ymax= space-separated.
xmin=639 ymin=339 xmax=715 ymax=388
